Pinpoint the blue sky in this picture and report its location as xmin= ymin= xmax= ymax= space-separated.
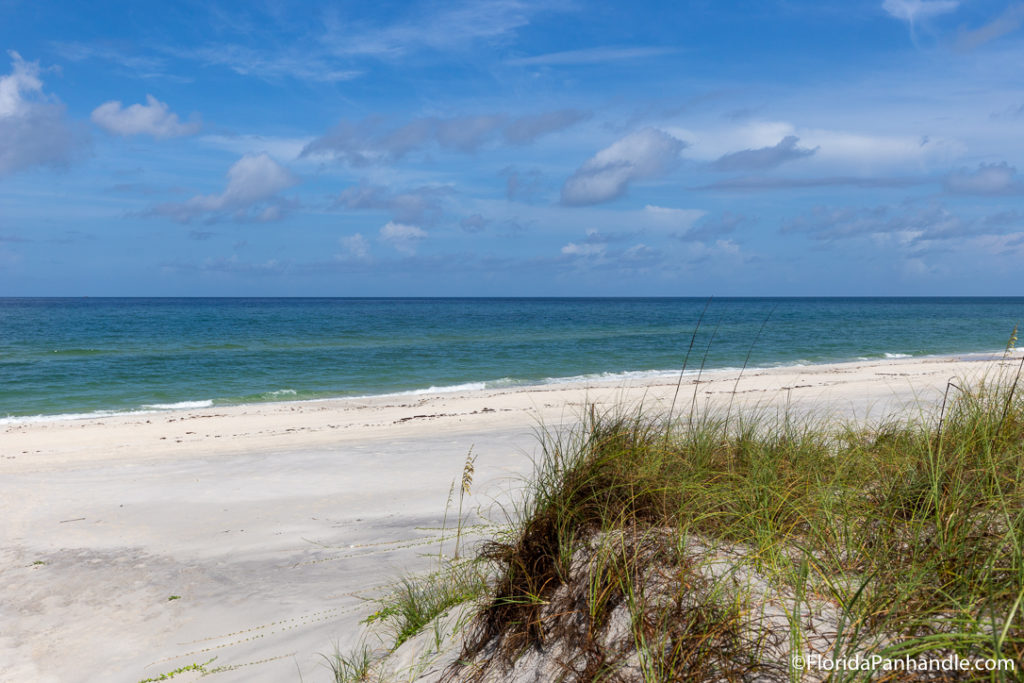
xmin=2 ymin=0 xmax=1024 ymax=296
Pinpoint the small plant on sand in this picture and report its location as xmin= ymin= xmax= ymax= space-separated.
xmin=364 ymin=562 xmax=489 ymax=651
xmin=136 ymin=658 xmax=215 ymax=683
xmin=321 ymin=643 xmax=373 ymax=683
xmin=456 ymin=447 xmax=477 ymax=560
xmin=438 ymin=446 xmax=479 ymax=563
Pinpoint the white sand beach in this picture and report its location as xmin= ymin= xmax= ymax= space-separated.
xmin=1 ymin=354 xmax=1019 ymax=683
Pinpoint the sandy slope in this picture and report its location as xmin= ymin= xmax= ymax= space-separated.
xmin=1 ymin=354 xmax=1017 ymax=682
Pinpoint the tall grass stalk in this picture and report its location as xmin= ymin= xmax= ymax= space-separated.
xmin=688 ymin=315 xmax=722 ymax=428
xmin=667 ymin=296 xmax=712 ymax=425
xmin=724 ymin=303 xmax=776 ymax=429
xmin=455 ymin=446 xmax=477 ymax=560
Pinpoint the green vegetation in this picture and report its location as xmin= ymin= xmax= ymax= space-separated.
xmin=335 ymin=342 xmax=1024 ymax=681
xmin=322 ymin=643 xmax=374 ymax=683
xmin=364 ymin=562 xmax=488 ymax=652
xmin=454 ymin=359 xmax=1024 ymax=680
xmin=136 ymin=658 xmax=215 ymax=682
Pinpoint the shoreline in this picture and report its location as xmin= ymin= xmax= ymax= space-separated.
xmin=2 ymin=346 xmax=1017 ymax=427
xmin=4 ymin=351 xmax=1021 ymax=474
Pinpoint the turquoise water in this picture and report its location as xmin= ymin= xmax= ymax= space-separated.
xmin=2 ymin=297 xmax=1022 ymax=420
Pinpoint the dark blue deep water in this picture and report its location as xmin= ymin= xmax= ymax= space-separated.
xmin=2 ymin=298 xmax=1022 ymax=420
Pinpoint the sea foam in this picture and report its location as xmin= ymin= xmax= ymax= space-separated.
xmin=141 ymin=400 xmax=215 ymax=410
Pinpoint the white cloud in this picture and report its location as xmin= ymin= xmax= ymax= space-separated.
xmin=433 ymin=115 xmax=506 ymax=152
xmin=671 ymin=120 xmax=962 ymax=171
xmin=336 ymin=183 xmax=450 ymax=225
xmin=305 ymin=108 xmax=586 ymax=164
xmin=623 ymin=243 xmax=657 ymax=261
xmin=683 ymin=238 xmax=746 ymax=263
xmin=91 ymin=95 xmax=200 ymax=139
xmin=882 ymin=0 xmax=959 ymax=24
xmin=51 ymin=41 xmax=168 ymax=76
xmin=882 ymin=0 xmax=960 ymax=42
xmin=302 ymin=115 xmax=503 ymax=163
xmin=642 ymin=205 xmax=706 ymax=231
xmin=148 ymin=153 xmax=297 ymax=222
xmin=0 ymin=53 xmax=41 ymax=117
xmin=685 ymin=212 xmax=747 ymax=241
xmin=798 ymin=128 xmax=955 ymax=167
xmin=152 ymin=1 xmax=557 ymax=85
xmin=901 ymin=256 xmax=935 ymax=277
xmin=945 ymin=162 xmax=1024 ymax=195
xmin=666 ymin=121 xmax=794 ymax=161
xmin=205 ymin=154 xmax=295 ymax=208
xmin=956 ymin=5 xmax=1024 ymax=51
xmin=970 ymin=232 xmax=1024 ymax=258
xmin=339 ymin=233 xmax=371 ymax=261
xmin=561 ymin=242 xmax=606 ymax=256
xmin=379 ymin=221 xmax=427 ymax=254
xmin=0 ymin=51 xmax=88 ymax=177
xmin=328 ymin=0 xmax=540 ymax=58
xmin=460 ymin=213 xmax=489 ymax=233
xmin=709 ymin=135 xmax=817 ymax=171
xmin=200 ymin=134 xmax=312 ymax=161
xmin=503 ymin=109 xmax=590 ymax=144
xmin=561 ymin=128 xmax=686 ymax=205
xmin=714 ymin=239 xmax=741 ymax=256
xmin=181 ymin=44 xmax=361 ymax=83
xmin=505 ymin=46 xmax=676 ymax=66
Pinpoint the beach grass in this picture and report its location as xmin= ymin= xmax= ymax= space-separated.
xmin=322 ymin=643 xmax=374 ymax=683
xmin=363 ymin=562 xmax=489 ymax=652
xmin=338 ymin=355 xmax=1024 ymax=681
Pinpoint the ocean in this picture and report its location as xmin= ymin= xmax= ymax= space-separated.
xmin=2 ymin=297 xmax=1022 ymax=421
